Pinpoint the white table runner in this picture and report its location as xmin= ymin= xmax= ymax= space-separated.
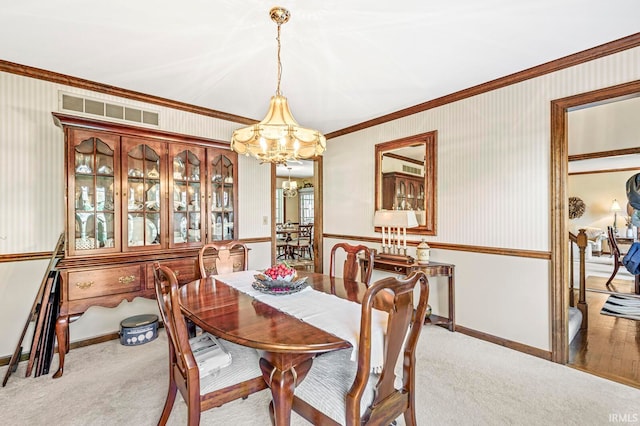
xmin=214 ymin=270 xmax=388 ymax=372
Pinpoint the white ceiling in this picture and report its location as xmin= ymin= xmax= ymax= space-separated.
xmin=1 ymin=1 xmax=639 ymax=137
xmin=276 ymin=159 xmax=313 ymax=178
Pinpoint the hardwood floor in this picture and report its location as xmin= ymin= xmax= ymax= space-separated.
xmin=569 ymin=276 xmax=640 ymax=389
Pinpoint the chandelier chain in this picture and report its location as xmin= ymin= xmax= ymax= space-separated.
xmin=276 ymin=24 xmax=282 ymax=96
xmin=229 ymin=7 xmax=326 ymax=165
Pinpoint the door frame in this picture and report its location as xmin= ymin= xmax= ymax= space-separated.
xmin=550 ymin=80 xmax=640 ymax=363
xmin=271 ymin=156 xmax=323 ymax=272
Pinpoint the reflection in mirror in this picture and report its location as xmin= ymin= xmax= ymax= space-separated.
xmin=375 ymin=131 xmax=437 ymax=235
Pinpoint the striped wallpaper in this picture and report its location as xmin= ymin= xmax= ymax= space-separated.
xmin=325 ymin=46 xmax=640 ymax=252
xmin=0 ymin=71 xmax=271 ymax=255
xmin=0 ymin=70 xmax=273 ymax=358
xmin=323 ymin=46 xmax=640 ymax=350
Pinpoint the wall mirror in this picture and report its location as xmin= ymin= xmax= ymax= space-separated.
xmin=375 ymin=131 xmax=437 ymax=235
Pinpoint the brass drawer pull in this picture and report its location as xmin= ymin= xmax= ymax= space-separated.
xmin=75 ymin=281 xmax=94 ymax=289
xmin=205 ymin=266 xmax=216 ymax=275
xmin=393 ymin=267 xmax=404 ymax=272
xmin=174 ymin=271 xmax=181 ymax=276
xmin=119 ymin=275 xmax=136 ymax=284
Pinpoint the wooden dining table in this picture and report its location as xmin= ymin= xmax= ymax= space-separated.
xmin=179 ymin=272 xmax=370 ymax=426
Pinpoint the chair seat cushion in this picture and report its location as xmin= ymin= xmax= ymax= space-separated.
xmin=198 ymin=339 xmax=264 ymax=395
xmin=294 ymin=349 xmax=379 ymax=425
xmin=287 ymin=240 xmax=310 ymax=247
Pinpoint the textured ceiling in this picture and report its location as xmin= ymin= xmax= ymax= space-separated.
xmin=1 ymin=1 xmax=639 ymax=136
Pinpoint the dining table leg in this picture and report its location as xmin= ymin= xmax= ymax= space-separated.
xmin=259 ymin=354 xmax=314 ymax=426
xmin=53 ymin=315 xmax=70 ymax=378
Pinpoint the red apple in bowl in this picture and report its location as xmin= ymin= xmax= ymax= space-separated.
xmin=262 ymin=263 xmax=297 ymax=282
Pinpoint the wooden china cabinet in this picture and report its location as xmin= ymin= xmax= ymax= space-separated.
xmin=381 ymin=172 xmax=425 ymax=210
xmin=52 ymin=113 xmax=242 ymax=377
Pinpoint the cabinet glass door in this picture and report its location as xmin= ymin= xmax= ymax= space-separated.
xmin=396 ymin=181 xmax=407 ymax=209
xmin=417 ymin=183 xmax=425 ymax=209
xmin=70 ymin=132 xmax=118 ymax=254
xmin=122 ymin=139 xmax=164 ymax=250
xmin=170 ymin=146 xmax=204 ymax=246
xmin=208 ymin=149 xmax=237 ymax=242
xmin=407 ymin=182 xmax=415 ymax=209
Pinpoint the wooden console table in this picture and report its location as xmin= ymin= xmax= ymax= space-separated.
xmin=359 ymin=257 xmax=455 ymax=331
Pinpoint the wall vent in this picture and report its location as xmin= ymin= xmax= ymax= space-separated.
xmin=59 ymin=92 xmax=159 ymax=126
xmin=402 ymin=165 xmax=422 ymax=175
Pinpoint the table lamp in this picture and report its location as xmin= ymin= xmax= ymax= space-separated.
xmin=611 ymin=199 xmax=622 ymax=236
xmin=373 ymin=210 xmax=418 ymax=262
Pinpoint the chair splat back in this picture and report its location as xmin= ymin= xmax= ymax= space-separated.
xmin=198 ymin=241 xmax=249 ymax=277
xmin=153 ymin=264 xmax=199 ymax=385
xmin=330 ymin=242 xmax=374 ymax=286
xmin=287 ymin=224 xmax=314 ymax=260
xmin=349 ymin=271 xmax=429 ymax=425
xmin=293 ymin=270 xmax=429 ymax=426
xmin=607 ymin=226 xmax=622 ymax=258
xmin=605 ymin=226 xmax=627 ymax=287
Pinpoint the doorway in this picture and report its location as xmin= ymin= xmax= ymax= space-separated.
xmin=550 ymin=80 xmax=640 ymax=386
xmin=271 ymin=157 xmax=323 ymax=272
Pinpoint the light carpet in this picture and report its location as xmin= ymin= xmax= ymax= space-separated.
xmin=601 ymin=294 xmax=640 ymax=321
xmin=1 ymin=326 xmax=639 ymax=425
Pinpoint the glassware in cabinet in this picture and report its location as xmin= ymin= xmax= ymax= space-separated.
xmin=69 ymin=131 xmax=119 ymax=254
xmin=169 ymin=145 xmax=205 ymax=246
xmin=122 ymin=140 xmax=164 ymax=250
xmin=207 ymin=149 xmax=237 ymax=242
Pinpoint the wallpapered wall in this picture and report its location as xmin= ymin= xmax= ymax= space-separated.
xmin=322 ymin=47 xmax=640 ymax=351
xmin=0 ymin=72 xmax=273 ymax=357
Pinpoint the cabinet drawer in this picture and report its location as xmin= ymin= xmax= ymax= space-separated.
xmin=372 ymin=261 xmax=410 ymax=275
xmin=68 ymin=265 xmax=143 ymax=300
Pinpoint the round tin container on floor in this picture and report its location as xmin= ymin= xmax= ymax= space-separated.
xmin=119 ymin=314 xmax=159 ymax=346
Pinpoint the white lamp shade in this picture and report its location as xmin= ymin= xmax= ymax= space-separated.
xmin=373 ymin=210 xmax=419 ymax=228
xmin=282 ymin=180 xmax=298 ymax=190
xmin=611 ymin=199 xmax=622 ymax=212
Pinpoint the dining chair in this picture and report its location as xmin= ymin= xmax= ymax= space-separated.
xmin=287 ymin=224 xmax=313 ymax=259
xmin=152 ymin=263 xmax=267 ymax=426
xmin=330 ymin=242 xmax=374 ymax=286
xmin=276 ymin=225 xmax=289 ymax=259
xmin=198 ymin=240 xmax=249 ymax=278
xmin=276 ymin=239 xmax=289 ymax=259
xmin=292 ymin=270 xmax=430 ymax=426
xmin=605 ymin=226 xmax=627 ymax=287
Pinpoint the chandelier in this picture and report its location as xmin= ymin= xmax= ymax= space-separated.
xmin=230 ymin=7 xmax=326 ymax=165
xmin=282 ymin=167 xmax=298 ymax=198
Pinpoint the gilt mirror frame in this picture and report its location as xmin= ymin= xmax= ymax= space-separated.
xmin=375 ymin=131 xmax=437 ymax=236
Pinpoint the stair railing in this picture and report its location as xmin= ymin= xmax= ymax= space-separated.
xmin=569 ymin=229 xmax=588 ymax=330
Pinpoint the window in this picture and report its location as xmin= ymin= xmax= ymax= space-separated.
xmin=275 ymin=188 xmax=284 ymax=224
xmin=299 ymin=188 xmax=314 ymax=224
